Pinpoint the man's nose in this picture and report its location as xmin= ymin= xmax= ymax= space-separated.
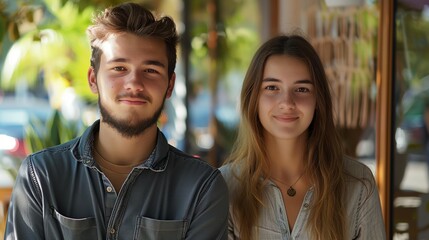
xmin=124 ymin=71 xmax=144 ymax=92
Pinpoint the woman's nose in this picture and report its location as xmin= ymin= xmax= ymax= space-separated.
xmin=279 ymin=92 xmax=296 ymax=110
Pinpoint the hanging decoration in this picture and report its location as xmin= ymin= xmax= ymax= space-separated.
xmin=307 ymin=4 xmax=378 ymax=129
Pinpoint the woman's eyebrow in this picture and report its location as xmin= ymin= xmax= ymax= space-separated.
xmin=261 ymin=78 xmax=313 ymax=84
xmin=295 ymin=79 xmax=313 ymax=84
xmin=262 ymin=77 xmax=281 ymax=82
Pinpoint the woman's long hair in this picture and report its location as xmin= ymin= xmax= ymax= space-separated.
xmin=225 ymin=34 xmax=346 ymax=240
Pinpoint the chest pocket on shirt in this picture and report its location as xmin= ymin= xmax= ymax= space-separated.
xmin=257 ymin=226 xmax=283 ymax=239
xmin=53 ymin=208 xmax=98 ymax=240
xmin=134 ymin=216 xmax=187 ymax=240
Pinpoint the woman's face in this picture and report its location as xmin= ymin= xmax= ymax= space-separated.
xmin=258 ymin=54 xmax=316 ymax=142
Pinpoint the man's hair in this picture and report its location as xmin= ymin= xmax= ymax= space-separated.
xmin=87 ymin=2 xmax=179 ymax=78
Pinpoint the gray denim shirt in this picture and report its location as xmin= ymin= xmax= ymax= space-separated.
xmin=5 ymin=120 xmax=228 ymax=240
xmin=220 ymin=157 xmax=386 ymax=239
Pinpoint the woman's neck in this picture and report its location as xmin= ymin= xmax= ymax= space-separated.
xmin=265 ymin=134 xmax=307 ymax=181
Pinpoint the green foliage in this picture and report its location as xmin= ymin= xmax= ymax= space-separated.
xmin=24 ymin=109 xmax=83 ymax=153
xmin=0 ymin=154 xmax=21 ymax=180
xmin=0 ymin=0 xmax=149 ymax=102
xmin=396 ymin=8 xmax=429 ymax=84
xmin=0 ymin=109 xmax=83 ymax=181
xmin=0 ymin=0 xmax=96 ymax=103
xmin=189 ymin=0 xmax=259 ymax=88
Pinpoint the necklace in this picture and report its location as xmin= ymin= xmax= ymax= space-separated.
xmin=271 ymin=172 xmax=305 ymax=197
xmin=93 ymin=147 xmax=132 ymax=175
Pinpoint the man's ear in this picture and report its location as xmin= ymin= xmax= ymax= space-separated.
xmin=166 ymin=73 xmax=176 ymax=99
xmin=88 ymin=67 xmax=98 ymax=94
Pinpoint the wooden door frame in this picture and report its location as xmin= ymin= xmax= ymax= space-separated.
xmin=376 ymin=0 xmax=394 ymax=238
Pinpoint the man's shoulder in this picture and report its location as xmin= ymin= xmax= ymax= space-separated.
xmin=30 ymin=137 xmax=77 ymax=156
xmin=167 ymin=145 xmax=215 ymax=170
xmin=24 ymin=137 xmax=80 ymax=170
xmin=165 ymin=146 xmax=228 ymax=193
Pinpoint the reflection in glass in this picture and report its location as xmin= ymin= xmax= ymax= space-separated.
xmin=393 ymin=1 xmax=429 ymax=239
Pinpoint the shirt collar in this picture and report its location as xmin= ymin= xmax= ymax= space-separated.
xmin=72 ymin=120 xmax=169 ymax=172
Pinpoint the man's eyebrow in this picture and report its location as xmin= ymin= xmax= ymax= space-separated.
xmin=106 ymin=58 xmax=128 ymax=64
xmin=106 ymin=58 xmax=166 ymax=68
xmin=144 ymin=60 xmax=166 ymax=68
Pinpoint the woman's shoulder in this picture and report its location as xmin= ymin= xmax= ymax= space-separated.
xmin=219 ymin=163 xmax=241 ymax=191
xmin=343 ymin=155 xmax=378 ymax=200
xmin=342 ymin=156 xmax=385 ymax=238
xmin=343 ymin=155 xmax=375 ymax=181
xmin=219 ymin=163 xmax=237 ymax=181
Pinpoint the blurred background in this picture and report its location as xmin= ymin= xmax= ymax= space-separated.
xmin=0 ymin=0 xmax=428 ymax=239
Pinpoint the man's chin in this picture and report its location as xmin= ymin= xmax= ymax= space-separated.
xmin=98 ymin=97 xmax=164 ymax=138
xmin=101 ymin=117 xmax=157 ymax=137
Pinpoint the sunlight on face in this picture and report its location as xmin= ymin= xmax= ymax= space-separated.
xmin=92 ymin=33 xmax=174 ymax=137
xmin=258 ymin=54 xmax=316 ymax=142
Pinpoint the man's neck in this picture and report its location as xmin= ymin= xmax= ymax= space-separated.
xmin=95 ymin=122 xmax=158 ymax=166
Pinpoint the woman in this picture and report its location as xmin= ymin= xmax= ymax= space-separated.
xmin=220 ymin=34 xmax=385 ymax=239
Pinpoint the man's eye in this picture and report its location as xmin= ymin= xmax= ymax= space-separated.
xmin=144 ymin=69 xmax=158 ymax=73
xmin=113 ymin=66 xmax=126 ymax=71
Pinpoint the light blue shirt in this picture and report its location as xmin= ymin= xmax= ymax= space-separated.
xmin=220 ymin=157 xmax=386 ymax=239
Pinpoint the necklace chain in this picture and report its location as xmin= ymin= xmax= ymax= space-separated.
xmin=93 ymin=147 xmax=132 ymax=175
xmin=271 ymin=172 xmax=305 ymax=197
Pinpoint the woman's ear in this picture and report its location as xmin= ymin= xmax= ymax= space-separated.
xmin=88 ymin=67 xmax=98 ymax=94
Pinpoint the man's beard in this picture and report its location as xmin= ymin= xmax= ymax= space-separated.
xmin=98 ymin=95 xmax=166 ymax=138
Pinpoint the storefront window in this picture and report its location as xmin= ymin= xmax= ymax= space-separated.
xmin=393 ymin=1 xmax=429 ymax=239
xmin=299 ymin=0 xmax=380 ymax=175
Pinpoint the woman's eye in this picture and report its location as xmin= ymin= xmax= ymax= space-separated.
xmin=296 ymin=87 xmax=309 ymax=93
xmin=265 ymin=85 xmax=278 ymax=91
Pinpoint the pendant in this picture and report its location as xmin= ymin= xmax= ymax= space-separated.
xmin=287 ymin=187 xmax=296 ymax=197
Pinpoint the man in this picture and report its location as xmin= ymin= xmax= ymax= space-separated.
xmin=5 ymin=3 xmax=228 ymax=239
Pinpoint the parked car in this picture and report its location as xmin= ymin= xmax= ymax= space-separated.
xmin=0 ymin=96 xmax=52 ymax=162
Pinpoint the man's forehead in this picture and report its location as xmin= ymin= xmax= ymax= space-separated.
xmin=99 ymin=33 xmax=168 ymax=63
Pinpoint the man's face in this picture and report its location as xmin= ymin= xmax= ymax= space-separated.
xmin=88 ymin=33 xmax=175 ymax=138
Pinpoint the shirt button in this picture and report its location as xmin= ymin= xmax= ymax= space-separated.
xmin=106 ymin=186 xmax=113 ymax=192
xmin=110 ymin=228 xmax=115 ymax=234
xmin=304 ymin=203 xmax=309 ymax=208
